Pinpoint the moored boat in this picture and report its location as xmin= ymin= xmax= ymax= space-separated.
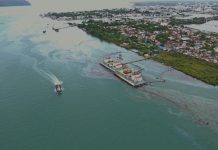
xmin=100 ymin=53 xmax=146 ymax=87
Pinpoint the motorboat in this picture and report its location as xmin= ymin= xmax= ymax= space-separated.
xmin=55 ymin=84 xmax=63 ymax=94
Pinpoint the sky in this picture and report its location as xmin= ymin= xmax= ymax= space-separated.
xmin=28 ymin=0 xmax=133 ymax=12
xmin=27 ymin=0 xmax=217 ymax=12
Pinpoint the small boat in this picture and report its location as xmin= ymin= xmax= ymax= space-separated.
xmin=55 ymin=84 xmax=63 ymax=94
xmin=43 ymin=30 xmax=46 ymax=34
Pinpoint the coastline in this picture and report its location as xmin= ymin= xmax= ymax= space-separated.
xmin=153 ymin=52 xmax=218 ymax=86
xmin=1 ymin=2 xmax=218 ymax=150
xmin=42 ymin=7 xmax=218 ymax=86
xmin=77 ymin=22 xmax=218 ymax=86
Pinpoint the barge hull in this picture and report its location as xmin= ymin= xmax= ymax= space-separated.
xmin=114 ymin=73 xmax=146 ymax=88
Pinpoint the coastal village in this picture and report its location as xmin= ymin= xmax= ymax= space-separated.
xmin=113 ymin=20 xmax=218 ymax=64
xmin=44 ymin=1 xmax=218 ymax=85
xmin=45 ymin=2 xmax=218 ymax=64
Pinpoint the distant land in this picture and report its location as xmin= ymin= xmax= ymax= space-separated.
xmin=0 ymin=0 xmax=30 ymax=7
xmin=133 ymin=1 xmax=218 ymax=7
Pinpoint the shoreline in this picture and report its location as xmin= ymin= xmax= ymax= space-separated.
xmin=77 ymin=23 xmax=218 ymax=86
xmin=42 ymin=13 xmax=218 ymax=86
xmin=153 ymin=55 xmax=218 ymax=87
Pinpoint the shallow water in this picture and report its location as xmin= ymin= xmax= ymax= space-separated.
xmin=187 ymin=20 xmax=218 ymax=33
xmin=1 ymin=2 xmax=218 ymax=150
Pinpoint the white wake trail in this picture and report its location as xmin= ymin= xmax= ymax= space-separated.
xmin=47 ymin=72 xmax=63 ymax=85
xmin=33 ymin=60 xmax=62 ymax=85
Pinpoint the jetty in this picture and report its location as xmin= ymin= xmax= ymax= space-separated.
xmin=52 ymin=23 xmax=77 ymax=32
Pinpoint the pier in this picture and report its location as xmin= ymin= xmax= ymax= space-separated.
xmin=122 ymin=58 xmax=147 ymax=65
xmin=52 ymin=23 xmax=77 ymax=32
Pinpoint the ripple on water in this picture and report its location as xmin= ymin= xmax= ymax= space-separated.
xmin=174 ymin=126 xmax=202 ymax=149
xmin=141 ymin=85 xmax=218 ymax=133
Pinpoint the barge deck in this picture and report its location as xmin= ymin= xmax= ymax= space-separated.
xmin=100 ymin=55 xmax=146 ymax=87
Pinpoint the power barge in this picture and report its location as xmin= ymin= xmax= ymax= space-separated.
xmin=100 ymin=53 xmax=146 ymax=87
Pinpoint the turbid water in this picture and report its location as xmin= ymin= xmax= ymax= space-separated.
xmin=1 ymin=1 xmax=218 ymax=150
xmin=187 ymin=20 xmax=218 ymax=33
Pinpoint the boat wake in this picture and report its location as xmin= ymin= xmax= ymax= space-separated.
xmin=33 ymin=60 xmax=62 ymax=86
xmin=42 ymin=70 xmax=62 ymax=85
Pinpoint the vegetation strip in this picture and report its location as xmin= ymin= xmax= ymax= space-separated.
xmin=154 ymin=52 xmax=218 ymax=85
xmin=78 ymin=21 xmax=218 ymax=85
